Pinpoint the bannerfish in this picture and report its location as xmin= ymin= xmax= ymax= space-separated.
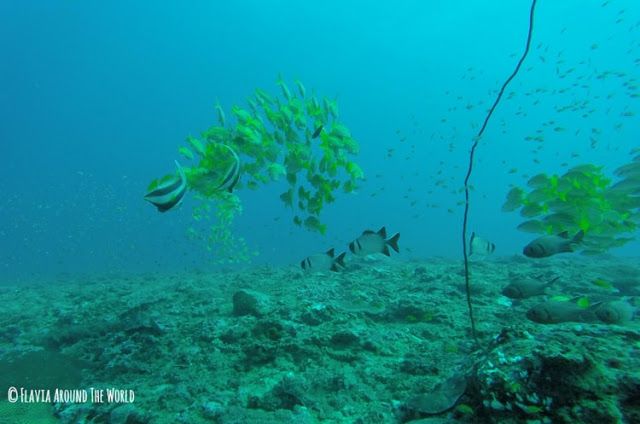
xmin=523 ymin=230 xmax=584 ymax=258
xmin=301 ymin=248 xmax=346 ymax=272
xmin=594 ymin=300 xmax=635 ymax=324
xmin=502 ymin=276 xmax=560 ymax=299
xmin=526 ymin=298 xmax=597 ymax=324
xmin=349 ymin=227 xmax=400 ymax=257
xmin=469 ymin=232 xmax=495 ymax=256
xmin=215 ymin=144 xmax=241 ymax=193
xmin=144 ymin=161 xmax=187 ymax=212
xmin=311 ymin=124 xmax=324 ymax=139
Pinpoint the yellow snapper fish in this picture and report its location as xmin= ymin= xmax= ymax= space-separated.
xmin=523 ymin=230 xmax=584 ymax=258
xmin=301 ymin=248 xmax=346 ymax=272
xmin=144 ymin=161 xmax=187 ymax=212
xmin=349 ymin=227 xmax=400 ymax=257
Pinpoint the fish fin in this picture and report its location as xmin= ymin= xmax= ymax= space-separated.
xmin=560 ymin=243 xmax=575 ymax=253
xmin=378 ymin=227 xmax=387 ymax=238
xmin=489 ymin=242 xmax=496 ymax=253
xmin=382 ymin=245 xmax=391 ymax=256
xmin=174 ymin=160 xmax=186 ymax=183
xmin=547 ymin=276 xmax=561 ymax=286
xmin=326 ymin=248 xmax=335 ymax=257
xmin=362 ymin=230 xmax=376 ymax=235
xmin=572 ymin=230 xmax=585 ymax=244
xmin=387 ymin=233 xmax=400 ymax=253
xmin=557 ymin=230 xmax=570 ymax=239
xmin=333 ymin=252 xmax=346 ymax=270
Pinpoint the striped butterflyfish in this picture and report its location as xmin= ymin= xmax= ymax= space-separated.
xmin=144 ymin=161 xmax=187 ymax=212
xmin=214 ymin=144 xmax=240 ymax=193
xmin=348 ymin=227 xmax=400 ymax=256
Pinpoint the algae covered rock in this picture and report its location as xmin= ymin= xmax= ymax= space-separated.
xmin=232 ymin=289 xmax=273 ymax=317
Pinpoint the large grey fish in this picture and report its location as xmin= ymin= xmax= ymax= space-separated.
xmin=523 ymin=230 xmax=584 ymax=258
xmin=594 ymin=300 xmax=635 ymax=324
xmin=349 ymin=227 xmax=400 ymax=256
xmin=144 ymin=161 xmax=187 ymax=212
xmin=301 ymin=248 xmax=346 ymax=272
xmin=502 ymin=276 xmax=560 ymax=299
xmin=526 ymin=299 xmax=597 ymax=324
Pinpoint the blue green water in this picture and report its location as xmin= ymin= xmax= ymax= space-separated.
xmin=1 ymin=0 xmax=638 ymax=279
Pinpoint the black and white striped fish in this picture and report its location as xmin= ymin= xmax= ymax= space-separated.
xmin=144 ymin=161 xmax=187 ymax=212
xmin=301 ymin=248 xmax=346 ymax=272
xmin=469 ymin=232 xmax=496 ymax=256
xmin=215 ymin=144 xmax=240 ymax=193
xmin=349 ymin=227 xmax=400 ymax=256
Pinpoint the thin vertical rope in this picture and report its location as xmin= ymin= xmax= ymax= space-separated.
xmin=462 ymin=0 xmax=538 ymax=343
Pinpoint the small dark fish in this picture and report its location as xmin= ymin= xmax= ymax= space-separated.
xmin=349 ymin=227 xmax=400 ymax=256
xmin=144 ymin=161 xmax=187 ymax=212
xmin=301 ymin=248 xmax=346 ymax=272
xmin=523 ymin=230 xmax=584 ymax=258
xmin=311 ymin=125 xmax=324 ymax=139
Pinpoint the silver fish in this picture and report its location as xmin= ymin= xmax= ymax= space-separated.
xmin=469 ymin=232 xmax=495 ymax=256
xmin=523 ymin=230 xmax=584 ymax=258
xmin=301 ymin=248 xmax=346 ymax=272
xmin=144 ymin=161 xmax=187 ymax=212
xmin=349 ymin=227 xmax=400 ymax=256
xmin=502 ymin=276 xmax=559 ymax=299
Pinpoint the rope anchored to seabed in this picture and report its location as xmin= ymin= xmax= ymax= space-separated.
xmin=462 ymin=0 xmax=538 ymax=343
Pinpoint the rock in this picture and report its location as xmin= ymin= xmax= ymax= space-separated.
xmin=330 ymin=330 xmax=360 ymax=348
xmin=232 ymin=290 xmax=273 ymax=317
xmin=201 ymin=400 xmax=224 ymax=419
xmin=406 ymin=374 xmax=467 ymax=415
xmin=109 ymin=404 xmax=143 ymax=424
xmin=300 ymin=303 xmax=333 ymax=326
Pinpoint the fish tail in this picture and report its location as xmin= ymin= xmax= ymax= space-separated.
xmin=567 ymin=230 xmax=585 ymax=252
xmin=331 ymin=252 xmax=347 ymax=271
xmin=572 ymin=230 xmax=585 ymax=244
xmin=387 ymin=233 xmax=400 ymax=253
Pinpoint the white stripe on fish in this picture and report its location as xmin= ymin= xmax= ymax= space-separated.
xmin=144 ymin=160 xmax=187 ymax=212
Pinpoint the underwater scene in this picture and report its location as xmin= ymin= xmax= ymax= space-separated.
xmin=1 ymin=0 xmax=640 ymax=423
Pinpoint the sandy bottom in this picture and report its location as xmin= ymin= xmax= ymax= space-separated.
xmin=0 ymin=255 xmax=638 ymax=423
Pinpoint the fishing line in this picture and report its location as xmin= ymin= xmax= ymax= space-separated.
xmin=461 ymin=0 xmax=538 ymax=343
